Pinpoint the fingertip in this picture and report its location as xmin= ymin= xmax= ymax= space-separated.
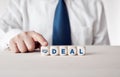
xmin=42 ymin=42 xmax=48 ymax=46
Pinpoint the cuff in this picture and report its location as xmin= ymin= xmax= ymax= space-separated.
xmin=0 ymin=29 xmax=22 ymax=50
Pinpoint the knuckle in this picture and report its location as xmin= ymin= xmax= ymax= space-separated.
xmin=15 ymin=34 xmax=21 ymax=39
xmin=21 ymin=32 xmax=28 ymax=36
xmin=14 ymin=32 xmax=28 ymax=39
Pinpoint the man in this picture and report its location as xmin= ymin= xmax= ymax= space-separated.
xmin=0 ymin=0 xmax=110 ymax=53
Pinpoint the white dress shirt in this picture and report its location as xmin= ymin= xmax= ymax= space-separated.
xmin=0 ymin=0 xmax=110 ymax=50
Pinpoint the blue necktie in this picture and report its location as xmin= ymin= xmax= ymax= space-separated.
xmin=52 ymin=0 xmax=72 ymax=45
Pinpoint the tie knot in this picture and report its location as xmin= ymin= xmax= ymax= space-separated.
xmin=59 ymin=0 xmax=65 ymax=4
xmin=59 ymin=0 xmax=64 ymax=2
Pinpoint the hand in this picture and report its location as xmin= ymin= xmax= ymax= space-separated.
xmin=9 ymin=31 xmax=48 ymax=53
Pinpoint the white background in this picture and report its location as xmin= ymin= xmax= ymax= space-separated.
xmin=0 ymin=0 xmax=120 ymax=45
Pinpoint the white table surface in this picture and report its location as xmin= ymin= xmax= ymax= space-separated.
xmin=0 ymin=46 xmax=120 ymax=77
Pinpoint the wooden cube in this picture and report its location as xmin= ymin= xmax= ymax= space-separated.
xmin=50 ymin=46 xmax=59 ymax=56
xmin=68 ymin=46 xmax=77 ymax=56
xmin=59 ymin=46 xmax=68 ymax=56
xmin=77 ymin=46 xmax=86 ymax=56
xmin=41 ymin=46 xmax=50 ymax=56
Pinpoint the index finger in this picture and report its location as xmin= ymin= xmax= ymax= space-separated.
xmin=29 ymin=31 xmax=48 ymax=46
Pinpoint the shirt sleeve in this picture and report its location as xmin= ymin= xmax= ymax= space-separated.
xmin=92 ymin=0 xmax=110 ymax=45
xmin=0 ymin=0 xmax=23 ymax=50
